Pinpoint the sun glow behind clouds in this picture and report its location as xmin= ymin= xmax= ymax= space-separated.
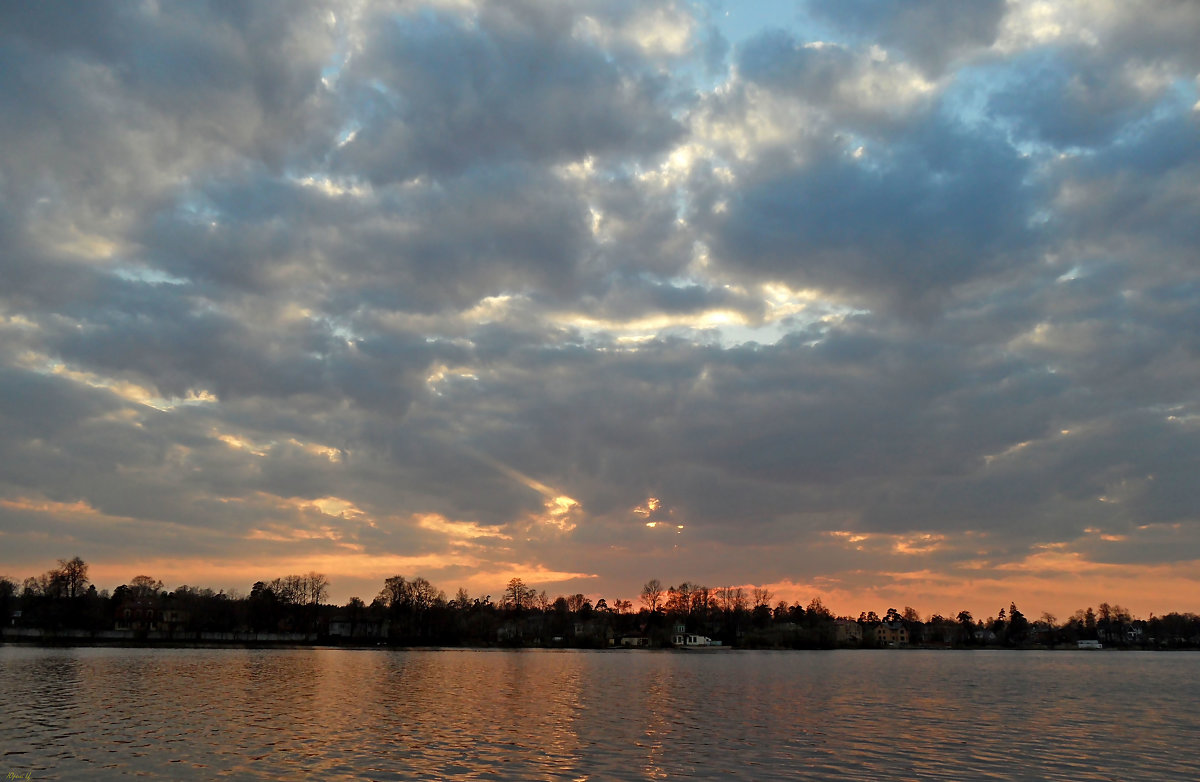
xmin=632 ymin=497 xmax=661 ymax=517
xmin=17 ymin=352 xmax=219 ymax=413
xmin=418 ymin=513 xmax=511 ymax=542
xmin=538 ymin=496 xmax=580 ymax=533
xmin=553 ymin=281 xmax=857 ymax=348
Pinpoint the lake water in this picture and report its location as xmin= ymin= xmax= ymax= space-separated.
xmin=2 ymin=646 xmax=1196 ymax=780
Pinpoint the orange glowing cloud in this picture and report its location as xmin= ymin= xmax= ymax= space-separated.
xmin=417 ymin=513 xmax=512 ymax=542
xmin=0 ymin=496 xmax=100 ymax=516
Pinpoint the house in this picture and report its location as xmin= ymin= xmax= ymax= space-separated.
xmin=620 ymin=635 xmax=650 ymax=647
xmin=875 ymin=621 xmax=909 ymax=646
xmin=834 ymin=619 xmax=862 ymax=644
xmin=1077 ymin=639 xmax=1103 ymax=649
xmin=672 ymin=630 xmax=718 ymax=647
xmin=160 ymin=609 xmax=190 ymax=634
xmin=116 ymin=598 xmax=159 ymax=632
xmin=573 ymin=621 xmax=615 ymax=645
xmin=497 ymin=621 xmax=523 ymax=642
xmin=328 ymin=616 xmax=385 ymax=639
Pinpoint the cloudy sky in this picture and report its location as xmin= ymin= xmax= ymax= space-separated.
xmin=2 ymin=0 xmax=1199 ymax=619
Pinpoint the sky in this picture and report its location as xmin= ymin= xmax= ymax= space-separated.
xmin=2 ymin=0 xmax=1199 ymax=621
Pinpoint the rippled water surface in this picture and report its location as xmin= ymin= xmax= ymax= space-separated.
xmin=2 ymin=646 xmax=1197 ymax=780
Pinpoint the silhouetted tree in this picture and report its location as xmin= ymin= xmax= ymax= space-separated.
xmin=752 ymin=587 xmax=773 ymax=609
xmin=1007 ymin=602 xmax=1029 ymax=645
xmin=957 ymin=611 xmax=974 ymax=644
xmin=503 ymin=578 xmax=533 ymax=611
xmin=57 ymin=557 xmax=89 ymax=600
xmin=806 ymin=597 xmax=832 ymax=622
xmin=377 ymin=576 xmax=410 ymax=609
xmin=716 ymin=586 xmax=747 ymax=614
xmin=129 ymin=575 xmax=164 ymax=599
xmin=305 ymin=572 xmax=330 ymax=606
xmin=640 ymin=579 xmax=664 ymax=612
xmin=452 ymin=587 xmax=471 ymax=609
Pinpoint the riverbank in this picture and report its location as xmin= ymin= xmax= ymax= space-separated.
xmin=4 ymin=632 xmax=1190 ymax=652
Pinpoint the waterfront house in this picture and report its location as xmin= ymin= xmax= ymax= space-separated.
xmin=328 ymin=616 xmax=385 ymax=639
xmin=875 ymin=620 xmax=909 ymax=647
xmin=159 ymin=608 xmax=190 ymax=635
xmin=672 ymin=630 xmax=717 ymax=647
xmin=115 ymin=598 xmax=159 ymax=632
xmin=834 ymin=619 xmax=863 ymax=644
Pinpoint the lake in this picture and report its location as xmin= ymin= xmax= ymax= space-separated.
xmin=2 ymin=646 xmax=1196 ymax=780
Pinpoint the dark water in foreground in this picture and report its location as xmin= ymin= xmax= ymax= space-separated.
xmin=2 ymin=646 xmax=1196 ymax=780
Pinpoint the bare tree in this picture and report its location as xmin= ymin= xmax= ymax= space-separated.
xmin=640 ymin=579 xmax=664 ymax=612
xmin=24 ymin=571 xmax=63 ymax=598
xmin=504 ymin=577 xmax=532 ymax=610
xmin=57 ymin=557 xmax=89 ymax=599
xmin=691 ymin=587 xmax=712 ymax=616
xmin=666 ymin=582 xmax=696 ymax=614
xmin=409 ymin=577 xmax=442 ymax=610
xmin=752 ymin=587 xmax=773 ymax=609
xmin=269 ymin=575 xmax=307 ymax=605
xmin=305 ymin=572 xmax=329 ymax=606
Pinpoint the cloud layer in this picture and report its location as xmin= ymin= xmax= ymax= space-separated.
xmin=2 ymin=0 xmax=1198 ymax=617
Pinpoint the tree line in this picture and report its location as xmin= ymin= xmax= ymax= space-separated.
xmin=3 ymin=558 xmax=1199 ymax=649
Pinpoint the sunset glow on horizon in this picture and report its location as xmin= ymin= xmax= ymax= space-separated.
xmin=2 ymin=0 xmax=1199 ymax=624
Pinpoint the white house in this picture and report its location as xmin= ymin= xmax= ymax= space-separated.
xmin=672 ymin=628 xmax=718 ymax=647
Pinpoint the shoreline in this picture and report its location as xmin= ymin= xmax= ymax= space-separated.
xmin=3 ymin=636 xmax=1187 ymax=652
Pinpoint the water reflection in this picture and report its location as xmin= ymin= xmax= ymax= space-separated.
xmin=1 ymin=647 xmax=1198 ymax=780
